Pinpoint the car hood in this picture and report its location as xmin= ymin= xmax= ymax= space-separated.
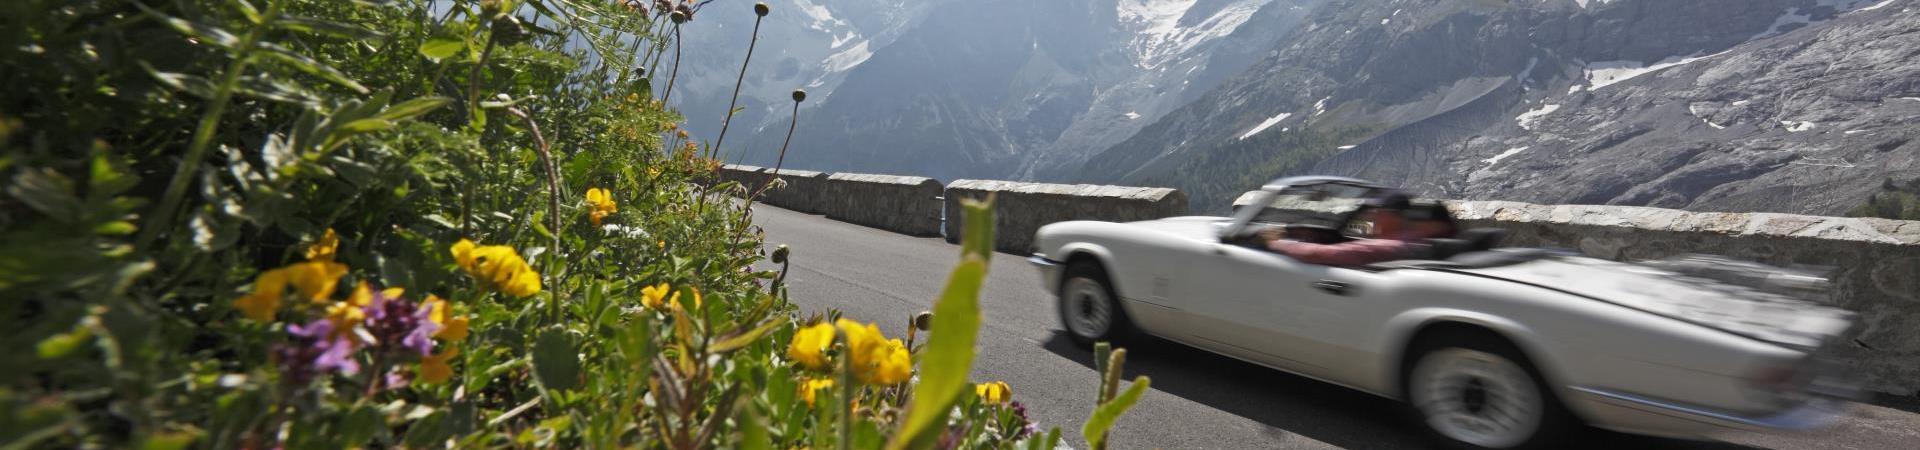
xmin=1123 ymin=216 xmax=1231 ymax=240
xmin=1458 ymin=256 xmax=1855 ymax=350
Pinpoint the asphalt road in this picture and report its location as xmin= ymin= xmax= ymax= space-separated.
xmin=750 ymin=203 xmax=1920 ymax=449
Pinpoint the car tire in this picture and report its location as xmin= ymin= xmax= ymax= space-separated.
xmin=1404 ymin=333 xmax=1577 ymax=450
xmin=1057 ymin=261 xmax=1134 ymax=348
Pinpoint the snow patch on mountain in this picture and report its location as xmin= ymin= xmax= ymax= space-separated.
xmin=1781 ymin=120 xmax=1818 ymax=132
xmin=1482 ymin=146 xmax=1531 ymax=169
xmin=1118 ymin=0 xmax=1272 ymax=69
xmin=1238 ymin=112 xmax=1292 ymax=140
xmin=794 ymin=0 xmax=847 ymax=32
xmin=1585 ymin=51 xmax=1727 ymax=90
xmin=1515 ymin=104 xmax=1560 ymax=130
xmin=824 ymin=40 xmax=872 ymax=73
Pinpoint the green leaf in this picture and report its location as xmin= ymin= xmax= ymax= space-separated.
xmin=8 ymin=168 xmax=83 ymax=222
xmin=94 ymin=221 xmax=137 ymax=236
xmin=374 ymin=97 xmax=453 ymax=122
xmin=275 ymin=15 xmax=383 ymax=42
xmin=401 ymin=410 xmax=450 ymax=448
xmin=335 ymin=404 xmax=381 ymax=448
xmin=419 ymin=35 xmax=466 ymax=62
xmin=532 ymin=328 xmax=581 ymax=391
xmin=258 ymin=43 xmax=369 ymax=93
xmin=885 ymin=258 xmax=990 ymax=449
xmin=337 ymin=118 xmax=396 ymax=134
xmin=36 ymin=327 xmax=92 ymax=359
xmin=709 ymin=320 xmax=779 ymax=354
xmin=960 ymin=196 xmax=996 ymax=261
xmin=139 ymin=430 xmax=199 ymax=450
xmin=1081 ymin=376 xmax=1151 ymax=449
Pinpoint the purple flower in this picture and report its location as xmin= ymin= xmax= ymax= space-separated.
xmin=276 ymin=319 xmax=360 ymax=385
xmin=363 ymin=289 xmax=438 ymax=357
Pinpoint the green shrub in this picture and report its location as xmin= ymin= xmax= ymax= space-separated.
xmin=0 ymin=1 xmax=1139 ymax=448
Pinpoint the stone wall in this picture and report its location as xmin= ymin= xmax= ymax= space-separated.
xmin=713 ymin=165 xmax=830 ymax=214
xmin=817 ymin=173 xmax=944 ymax=236
xmin=945 ymin=180 xmax=1190 ymax=253
xmin=1236 ymin=192 xmax=1920 ymax=394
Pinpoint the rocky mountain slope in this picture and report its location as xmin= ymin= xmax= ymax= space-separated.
xmin=1086 ymin=0 xmax=1920 ymax=213
xmin=701 ymin=0 xmax=1326 ymax=182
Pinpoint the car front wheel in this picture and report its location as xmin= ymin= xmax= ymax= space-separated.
xmin=1058 ymin=262 xmax=1131 ymax=347
xmin=1408 ymin=339 xmax=1574 ymax=449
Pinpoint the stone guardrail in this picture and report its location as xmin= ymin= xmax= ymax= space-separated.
xmin=1236 ymin=192 xmax=1920 ymax=395
xmin=715 ymin=165 xmax=830 ymax=214
xmin=946 ymin=180 xmax=1189 ymax=253
xmin=715 ymin=165 xmax=943 ymax=235
xmin=818 ymin=173 xmax=944 ymax=236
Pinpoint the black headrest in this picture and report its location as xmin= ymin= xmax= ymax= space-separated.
xmin=1458 ymin=228 xmax=1508 ymax=251
xmin=1421 ymin=238 xmax=1476 ymax=261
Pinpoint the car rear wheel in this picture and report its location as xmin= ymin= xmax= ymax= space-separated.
xmin=1408 ymin=337 xmax=1574 ymax=449
xmin=1058 ymin=261 xmax=1131 ymax=347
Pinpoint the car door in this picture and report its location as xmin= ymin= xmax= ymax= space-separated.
xmin=1182 ymin=240 xmax=1379 ymax=380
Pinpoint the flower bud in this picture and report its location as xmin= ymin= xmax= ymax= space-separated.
xmin=913 ymin=311 xmax=933 ymax=331
xmin=791 ymin=89 xmax=807 ymax=103
xmin=669 ymin=10 xmax=687 ymax=24
xmin=754 ymin=2 xmax=770 ymax=16
xmin=770 ymin=245 xmax=789 ymax=264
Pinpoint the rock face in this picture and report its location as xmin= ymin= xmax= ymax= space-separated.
xmin=713 ymin=0 xmax=1327 ymax=182
xmin=1091 ymin=0 xmax=1920 ymax=215
xmin=944 ymin=179 xmax=1189 ymax=253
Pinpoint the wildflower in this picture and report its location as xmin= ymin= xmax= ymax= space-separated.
xmin=585 ymin=187 xmax=618 ymax=226
xmin=837 ymin=319 xmax=912 ymax=385
xmin=275 ymin=318 xmax=359 ymax=385
xmin=424 ymin=295 xmax=469 ymax=341
xmin=324 ymin=282 xmax=375 ymax=332
xmin=642 ymin=282 xmax=675 ymax=310
xmin=800 ymin=378 xmax=834 ymax=407
xmin=419 ymin=345 xmax=459 ymax=383
xmin=676 ymin=129 xmax=689 ymax=140
xmin=976 ymin=381 xmax=1011 ymax=405
xmin=786 ymin=321 xmax=835 ymax=371
xmin=305 ymin=228 xmax=340 ymax=261
xmin=284 ymin=260 xmax=349 ymax=303
xmin=235 ymin=268 xmax=291 ymax=322
xmin=450 ymin=239 xmax=542 ymax=297
xmin=364 ymin=287 xmax=438 ymax=357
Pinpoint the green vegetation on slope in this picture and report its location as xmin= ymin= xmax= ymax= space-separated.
xmin=1848 ymin=178 xmax=1920 ymax=220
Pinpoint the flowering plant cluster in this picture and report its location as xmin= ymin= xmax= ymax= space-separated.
xmin=0 ymin=0 xmax=1140 ymax=449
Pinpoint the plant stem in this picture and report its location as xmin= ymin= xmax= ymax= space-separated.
xmin=136 ymin=5 xmax=276 ymax=250
xmin=760 ymin=100 xmax=801 ymax=196
xmin=660 ymin=23 xmax=683 ymax=104
xmin=711 ymin=14 xmax=763 ymax=161
xmin=506 ymin=107 xmax=564 ymax=322
xmin=838 ymin=354 xmax=854 ymax=450
xmin=467 ymin=30 xmax=500 ymax=127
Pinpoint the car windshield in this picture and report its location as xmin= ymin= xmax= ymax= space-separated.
xmin=1248 ymin=183 xmax=1375 ymax=229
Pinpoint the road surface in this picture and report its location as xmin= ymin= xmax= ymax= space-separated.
xmin=751 ymin=203 xmax=1920 ymax=449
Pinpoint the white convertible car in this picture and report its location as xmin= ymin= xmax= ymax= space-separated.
xmin=1028 ymin=176 xmax=1858 ymax=449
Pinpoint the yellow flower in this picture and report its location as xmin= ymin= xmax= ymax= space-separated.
xmin=284 ymin=260 xmax=348 ymax=303
xmin=419 ymin=345 xmax=459 ymax=384
xmin=451 ymin=239 xmax=477 ymax=270
xmin=425 ymin=295 xmax=469 ymax=341
xmin=235 ymin=268 xmax=290 ymax=322
xmin=642 ymin=282 xmax=672 ymax=310
xmin=837 ymin=319 xmax=912 ymax=385
xmin=305 ymin=228 xmax=339 ymax=261
xmin=800 ymin=378 xmax=834 ymax=408
xmin=787 ymin=322 xmax=835 ymax=371
xmin=585 ymin=188 xmax=618 ymax=226
xmin=450 ymin=239 xmax=541 ymax=297
xmin=976 ymin=381 xmax=1011 ymax=405
xmin=324 ymin=282 xmax=375 ymax=330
